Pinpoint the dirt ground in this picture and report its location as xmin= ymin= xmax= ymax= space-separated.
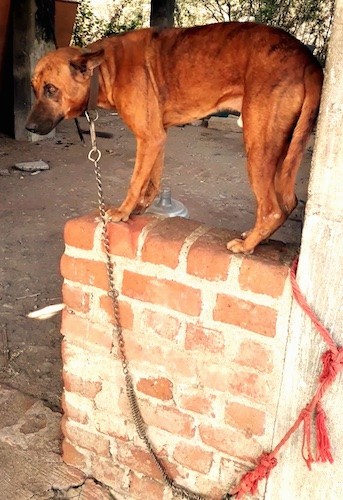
xmin=0 ymin=111 xmax=313 ymax=409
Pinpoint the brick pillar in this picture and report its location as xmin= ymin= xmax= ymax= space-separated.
xmin=60 ymin=213 xmax=295 ymax=499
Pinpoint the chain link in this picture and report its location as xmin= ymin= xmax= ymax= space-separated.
xmin=85 ymin=113 xmax=231 ymax=500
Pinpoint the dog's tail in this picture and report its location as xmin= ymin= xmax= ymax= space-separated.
xmin=276 ymin=63 xmax=323 ymax=214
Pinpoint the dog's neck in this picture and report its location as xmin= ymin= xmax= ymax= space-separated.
xmin=87 ymin=67 xmax=100 ymax=111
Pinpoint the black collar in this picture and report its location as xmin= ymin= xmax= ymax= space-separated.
xmin=87 ymin=67 xmax=100 ymax=111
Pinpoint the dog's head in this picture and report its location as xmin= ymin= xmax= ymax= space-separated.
xmin=26 ymin=47 xmax=104 ymax=135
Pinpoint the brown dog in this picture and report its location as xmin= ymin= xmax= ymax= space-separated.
xmin=26 ymin=22 xmax=323 ymax=254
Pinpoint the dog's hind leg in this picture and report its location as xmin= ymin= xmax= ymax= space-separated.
xmin=274 ymin=68 xmax=322 ymax=216
xmin=227 ymin=93 xmax=299 ymax=254
xmin=227 ymin=151 xmax=287 ymax=254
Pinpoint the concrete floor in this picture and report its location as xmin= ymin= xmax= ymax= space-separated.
xmin=0 ymin=383 xmax=118 ymax=499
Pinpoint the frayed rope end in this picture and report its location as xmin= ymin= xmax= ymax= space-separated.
xmin=316 ymin=402 xmax=334 ymax=464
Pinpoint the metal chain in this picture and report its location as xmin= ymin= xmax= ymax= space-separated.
xmin=85 ymin=112 xmax=232 ymax=500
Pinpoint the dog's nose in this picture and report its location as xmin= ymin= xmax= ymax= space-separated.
xmin=26 ymin=122 xmax=38 ymax=133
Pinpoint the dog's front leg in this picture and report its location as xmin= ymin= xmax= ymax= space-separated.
xmin=107 ymin=134 xmax=166 ymax=222
xmin=133 ymin=146 xmax=165 ymax=214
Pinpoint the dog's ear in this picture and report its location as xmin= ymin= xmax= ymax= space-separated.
xmin=69 ymin=49 xmax=104 ymax=81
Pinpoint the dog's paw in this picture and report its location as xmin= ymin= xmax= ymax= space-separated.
xmin=105 ymin=208 xmax=130 ymax=222
xmin=226 ymin=238 xmax=255 ymax=255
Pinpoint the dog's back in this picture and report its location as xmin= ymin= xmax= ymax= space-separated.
xmin=92 ymin=23 xmax=321 ymax=128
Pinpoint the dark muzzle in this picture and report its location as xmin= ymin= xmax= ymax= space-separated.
xmin=25 ymin=104 xmax=64 ymax=135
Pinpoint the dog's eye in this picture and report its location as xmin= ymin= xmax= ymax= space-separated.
xmin=44 ymin=84 xmax=58 ymax=98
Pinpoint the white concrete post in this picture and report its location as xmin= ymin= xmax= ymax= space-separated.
xmin=265 ymin=1 xmax=343 ymax=498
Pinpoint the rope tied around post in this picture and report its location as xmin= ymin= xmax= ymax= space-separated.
xmin=230 ymin=454 xmax=277 ymax=498
xmin=231 ymin=257 xmax=342 ymax=498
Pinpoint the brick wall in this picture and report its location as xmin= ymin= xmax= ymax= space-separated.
xmin=60 ymin=213 xmax=295 ymax=499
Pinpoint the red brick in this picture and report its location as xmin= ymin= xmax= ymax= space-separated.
xmin=213 ymin=294 xmax=277 ymax=337
xmin=125 ymin=336 xmax=197 ymax=377
xmin=117 ymin=442 xmax=181 ymax=481
xmin=225 ymin=402 xmax=265 ymax=436
xmin=60 ymin=254 xmax=109 ymax=290
xmin=129 ymin=472 xmax=165 ymax=500
xmin=179 ymin=393 xmax=215 ymax=416
xmin=105 ymin=215 xmax=155 ymax=258
xmin=235 ymin=340 xmax=273 ymax=373
xmin=61 ymin=415 xmax=110 ymax=457
xmin=137 ymin=377 xmax=173 ymax=401
xmin=199 ymin=423 xmax=262 ymax=461
xmin=119 ymin=392 xmax=195 ymax=439
xmin=198 ymin=365 xmax=267 ymax=402
xmin=64 ymin=213 xmax=98 ymax=250
xmin=117 ymin=442 xmax=160 ymax=478
xmin=61 ymin=309 xmax=113 ymax=351
xmin=173 ymin=442 xmax=213 ymax=474
xmin=122 ymin=270 xmax=201 ymax=316
xmin=140 ymin=399 xmax=195 ymax=438
xmin=142 ymin=218 xmax=200 ymax=268
xmin=100 ymin=295 xmax=134 ymax=329
xmin=239 ymin=257 xmax=289 ymax=297
xmin=187 ymin=228 xmax=233 ymax=280
xmin=61 ymin=391 xmax=89 ymax=424
xmin=185 ymin=324 xmax=224 ymax=354
xmin=62 ymin=439 xmax=87 ymax=469
xmin=62 ymin=371 xmax=102 ymax=399
xmin=227 ymin=371 xmax=267 ymax=402
xmin=141 ymin=309 xmax=181 ymax=340
xmin=62 ymin=283 xmax=90 ymax=313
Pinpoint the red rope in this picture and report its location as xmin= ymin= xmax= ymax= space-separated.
xmin=290 ymin=259 xmax=337 ymax=352
xmin=231 ymin=257 xmax=342 ymax=498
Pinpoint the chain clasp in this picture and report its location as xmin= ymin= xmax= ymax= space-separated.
xmin=85 ymin=110 xmax=101 ymax=163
